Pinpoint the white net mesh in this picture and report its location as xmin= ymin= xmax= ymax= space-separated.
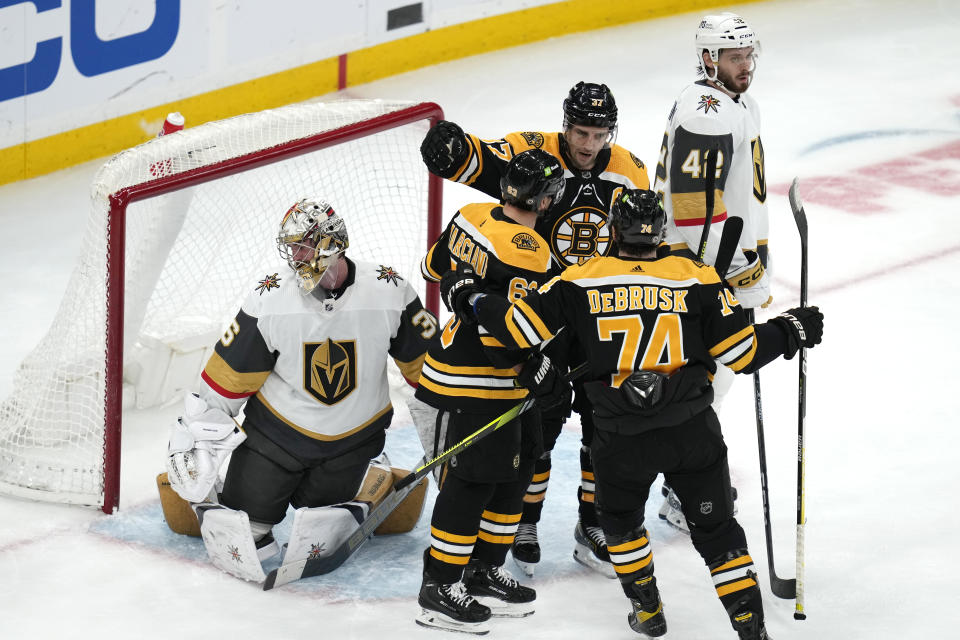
xmin=0 ymin=100 xmax=439 ymax=508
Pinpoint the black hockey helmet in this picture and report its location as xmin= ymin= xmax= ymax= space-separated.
xmin=563 ymin=81 xmax=618 ymax=130
xmin=610 ymin=189 xmax=667 ymax=247
xmin=501 ymin=149 xmax=566 ymax=215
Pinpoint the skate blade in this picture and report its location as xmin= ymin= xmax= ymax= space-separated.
xmin=415 ymin=609 xmax=490 ymax=635
xmin=511 ymin=555 xmax=536 ymax=578
xmin=573 ymin=545 xmax=617 ymax=579
xmin=473 ymin=596 xmax=535 ymax=618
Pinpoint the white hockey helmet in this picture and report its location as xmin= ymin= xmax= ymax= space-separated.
xmin=277 ymin=198 xmax=349 ymax=293
xmin=695 ymin=13 xmax=760 ymax=77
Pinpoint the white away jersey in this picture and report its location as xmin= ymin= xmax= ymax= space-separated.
xmin=198 ymin=259 xmax=437 ymax=461
xmin=653 ymin=80 xmax=769 ymax=274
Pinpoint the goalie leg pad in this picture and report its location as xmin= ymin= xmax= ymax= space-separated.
xmin=156 ymin=472 xmax=201 ymax=537
xmin=197 ymin=504 xmax=267 ymax=583
xmin=281 ymin=503 xmax=369 ymax=566
xmin=375 ymin=469 xmax=428 ymax=535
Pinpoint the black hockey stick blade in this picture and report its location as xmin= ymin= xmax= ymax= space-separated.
xmin=713 ymin=216 xmax=743 ymax=279
xmin=697 ymin=147 xmax=719 ymax=261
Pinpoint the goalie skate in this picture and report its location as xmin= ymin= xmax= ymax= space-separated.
xmin=510 ymin=522 xmax=540 ymax=577
xmin=573 ymin=520 xmax=616 ymax=579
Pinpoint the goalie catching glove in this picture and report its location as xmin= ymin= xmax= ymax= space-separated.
xmin=516 ymin=351 xmax=571 ymax=410
xmin=420 ymin=120 xmax=467 ymax=178
xmin=440 ymin=261 xmax=482 ymax=325
xmin=726 ymin=250 xmax=772 ymax=309
xmin=770 ymin=306 xmax=824 ymax=360
xmin=166 ymin=392 xmax=246 ymax=503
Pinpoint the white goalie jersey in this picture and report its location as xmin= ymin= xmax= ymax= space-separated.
xmin=653 ymin=80 xmax=769 ymax=275
xmin=197 ymin=258 xmax=437 ymax=462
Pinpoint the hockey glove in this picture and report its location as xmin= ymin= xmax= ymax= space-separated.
xmin=420 ymin=120 xmax=467 ymax=178
xmin=440 ymin=262 xmax=481 ymax=325
xmin=166 ymin=392 xmax=246 ymax=503
xmin=770 ymin=306 xmax=824 ymax=360
xmin=517 ymin=351 xmax=571 ymax=410
xmin=726 ymin=250 xmax=772 ymax=309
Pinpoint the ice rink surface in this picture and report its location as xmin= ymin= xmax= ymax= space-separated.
xmin=1 ymin=0 xmax=959 ymax=637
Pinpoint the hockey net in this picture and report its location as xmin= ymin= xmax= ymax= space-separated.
xmin=0 ymin=100 xmax=443 ymax=513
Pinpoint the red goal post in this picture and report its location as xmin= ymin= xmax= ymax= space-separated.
xmin=0 ymin=100 xmax=443 ymax=514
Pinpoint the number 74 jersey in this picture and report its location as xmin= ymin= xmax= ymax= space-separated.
xmin=477 ymin=254 xmax=759 ymax=387
xmin=653 ymin=80 xmax=769 ymax=273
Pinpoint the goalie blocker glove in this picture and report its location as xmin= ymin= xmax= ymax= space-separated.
xmin=770 ymin=306 xmax=823 ymax=360
xmin=440 ymin=262 xmax=481 ymax=325
xmin=421 ymin=120 xmax=468 ymax=178
xmin=516 ymin=351 xmax=571 ymax=411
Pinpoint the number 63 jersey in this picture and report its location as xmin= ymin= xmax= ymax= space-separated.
xmin=653 ymin=80 xmax=769 ymax=275
xmin=197 ymin=259 xmax=437 ymax=462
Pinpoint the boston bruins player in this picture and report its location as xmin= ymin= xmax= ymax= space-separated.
xmin=165 ymin=198 xmax=437 ymax=578
xmin=440 ymin=189 xmax=824 ymax=640
xmin=653 ymin=11 xmax=769 ymax=534
xmin=420 ymin=81 xmax=649 ymax=578
xmin=414 ymin=149 xmax=568 ymax=634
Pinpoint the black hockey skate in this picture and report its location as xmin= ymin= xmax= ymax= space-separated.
xmin=464 ymin=559 xmax=536 ymax=618
xmin=732 ymin=610 xmax=771 ymax=640
xmin=627 ymin=575 xmax=667 ymax=637
xmin=511 ymin=522 xmax=540 ymax=577
xmin=573 ymin=520 xmax=616 ymax=578
xmin=417 ymin=578 xmax=492 ymax=635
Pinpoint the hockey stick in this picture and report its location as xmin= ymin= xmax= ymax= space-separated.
xmin=263 ymin=361 xmax=589 ymax=589
xmin=788 ymin=177 xmax=809 ymax=619
xmin=714 ymin=216 xmax=743 ymax=279
xmin=697 ymin=147 xmax=719 ymax=261
xmin=748 ymin=307 xmax=797 ymax=600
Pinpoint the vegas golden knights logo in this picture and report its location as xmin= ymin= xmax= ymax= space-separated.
xmin=303 ymin=338 xmax=357 ymax=405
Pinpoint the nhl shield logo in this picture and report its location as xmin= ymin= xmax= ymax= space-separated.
xmin=700 ymin=501 xmax=713 ymax=515
xmin=303 ymin=338 xmax=357 ymax=405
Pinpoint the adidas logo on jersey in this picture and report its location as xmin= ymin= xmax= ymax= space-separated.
xmin=631 ymin=264 xmax=645 ymax=272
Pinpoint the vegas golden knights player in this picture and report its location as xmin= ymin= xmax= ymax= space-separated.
xmin=441 ymin=189 xmax=824 ymax=640
xmin=420 ymin=81 xmax=649 ymax=577
xmin=166 ymin=199 xmax=437 ymax=574
xmin=414 ymin=150 xmax=569 ymax=634
xmin=653 ymin=13 xmax=770 ymax=533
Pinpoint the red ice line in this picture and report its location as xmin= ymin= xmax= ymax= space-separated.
xmin=769 ymin=139 xmax=960 ymax=214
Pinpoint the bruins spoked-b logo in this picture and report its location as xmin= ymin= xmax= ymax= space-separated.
xmin=303 ymin=338 xmax=357 ymax=405
xmin=551 ymin=206 xmax=612 ymax=266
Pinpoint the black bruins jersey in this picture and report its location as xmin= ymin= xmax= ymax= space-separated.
xmin=473 ymin=254 xmax=761 ymax=388
xmin=417 ymin=202 xmax=553 ymax=412
xmin=447 ymin=130 xmax=650 ymax=268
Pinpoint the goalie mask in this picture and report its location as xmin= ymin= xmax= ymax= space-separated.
xmin=695 ymin=12 xmax=760 ymax=79
xmin=610 ymin=189 xmax=666 ymax=248
xmin=277 ymin=198 xmax=349 ymax=293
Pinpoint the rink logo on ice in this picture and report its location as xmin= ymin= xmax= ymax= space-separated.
xmin=304 ymin=338 xmax=357 ymax=405
xmin=697 ymin=95 xmax=721 ymax=114
xmin=0 ymin=0 xmax=181 ymax=103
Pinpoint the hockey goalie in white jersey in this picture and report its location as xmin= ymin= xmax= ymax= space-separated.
xmin=164 ymin=198 xmax=438 ymax=582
